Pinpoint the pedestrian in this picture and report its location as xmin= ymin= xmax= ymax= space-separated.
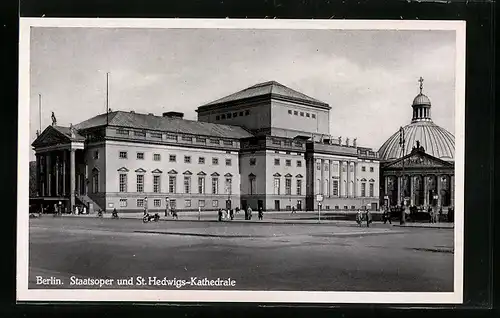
xmin=172 ymin=207 xmax=178 ymax=220
xmin=383 ymin=207 xmax=391 ymax=224
xmin=229 ymin=209 xmax=234 ymax=220
xmin=218 ymin=208 xmax=223 ymax=222
xmin=258 ymin=207 xmax=263 ymax=220
xmin=247 ymin=206 xmax=252 ymax=220
xmin=366 ymin=209 xmax=372 ymax=227
xmin=291 ymin=206 xmax=296 ymax=214
xmin=356 ymin=209 xmax=363 ymax=226
xmin=438 ymin=207 xmax=443 ymax=223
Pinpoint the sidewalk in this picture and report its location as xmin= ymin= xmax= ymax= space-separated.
xmin=392 ymin=222 xmax=454 ymax=229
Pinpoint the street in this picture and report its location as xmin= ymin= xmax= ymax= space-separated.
xmin=28 ymin=216 xmax=454 ymax=292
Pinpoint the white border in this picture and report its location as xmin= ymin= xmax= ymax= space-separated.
xmin=18 ymin=18 xmax=466 ymax=304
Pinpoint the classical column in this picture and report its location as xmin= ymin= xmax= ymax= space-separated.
xmin=346 ymin=162 xmax=351 ymax=197
xmin=423 ymin=175 xmax=428 ymax=206
xmin=70 ymin=149 xmax=76 ymax=212
xmin=55 ymin=154 xmax=60 ymax=196
xmin=397 ymin=176 xmax=402 ymax=206
xmin=436 ymin=174 xmax=442 ymax=208
xmin=450 ymin=175 xmax=455 ymax=206
xmin=384 ymin=176 xmax=388 ymax=197
xmin=353 ymin=161 xmax=357 ymax=198
xmin=46 ymin=153 xmax=51 ymax=196
xmin=62 ymin=150 xmax=67 ymax=196
xmin=320 ymin=159 xmax=325 ymax=195
xmin=338 ymin=160 xmax=343 ymax=197
xmin=410 ymin=175 xmax=415 ymax=206
xmin=328 ymin=160 xmax=333 ymax=197
xmin=35 ymin=154 xmax=40 ymax=196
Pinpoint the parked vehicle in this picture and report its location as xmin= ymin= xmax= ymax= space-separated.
xmin=143 ymin=213 xmax=160 ymax=223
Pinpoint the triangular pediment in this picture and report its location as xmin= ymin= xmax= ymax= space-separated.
xmin=248 ymin=173 xmax=256 ymax=177
xmin=295 ymin=174 xmax=303 ymax=178
xmin=385 ymin=151 xmax=453 ymax=169
xmin=284 ymin=173 xmax=293 ymax=178
xmin=197 ymin=171 xmax=206 ymax=176
xmin=273 ymin=173 xmax=281 ymax=177
xmin=31 ymin=125 xmax=72 ymax=148
xmin=117 ymin=167 xmax=129 ymax=172
xmin=224 ymin=173 xmax=233 ymax=177
xmin=167 ymin=169 xmax=178 ymax=174
xmin=135 ymin=168 xmax=146 ymax=173
xmin=151 ymin=169 xmax=163 ymax=174
xmin=211 ymin=172 xmax=220 ymax=177
xmin=183 ymin=170 xmax=193 ymax=175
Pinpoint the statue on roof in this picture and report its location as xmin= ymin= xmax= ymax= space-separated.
xmin=345 ymin=137 xmax=350 ymax=146
xmin=338 ymin=136 xmax=342 ymax=145
xmin=69 ymin=123 xmax=76 ymax=138
xmin=51 ymin=112 xmax=57 ymax=126
xmin=353 ymin=138 xmax=357 ymax=147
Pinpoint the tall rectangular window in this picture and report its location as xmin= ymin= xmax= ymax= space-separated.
xmin=296 ymin=160 xmax=302 ymax=167
xmin=285 ymin=159 xmax=291 ymax=167
xmin=153 ymin=154 xmax=161 ymax=161
xmin=333 ymin=180 xmax=339 ymax=196
xmin=119 ymin=173 xmax=127 ymax=192
xmin=249 ymin=176 xmax=256 ymax=195
xmin=212 ymin=157 xmax=219 ymax=165
xmin=212 ymin=177 xmax=219 ymax=194
xmin=136 ymin=175 xmax=144 ymax=193
xmin=225 ymin=178 xmax=232 ymax=194
xmin=92 ymin=173 xmax=99 ymax=193
xmin=225 ymin=158 xmax=232 ymax=166
xmin=169 ymin=176 xmax=176 ymax=193
xmin=184 ymin=156 xmax=191 ymax=164
xmin=119 ymin=151 xmax=127 ymax=159
xmin=153 ymin=199 xmax=161 ymax=207
xmin=184 ymin=176 xmax=191 ymax=193
xmin=296 ymin=179 xmax=302 ymax=196
xmin=361 ymin=183 xmax=366 ymax=197
xmin=274 ymin=178 xmax=280 ymax=195
xmin=362 ymin=166 xmax=366 ymax=172
xmin=274 ymin=159 xmax=280 ymax=166
xmin=198 ymin=177 xmax=205 ymax=194
xmin=198 ymin=157 xmax=205 ymax=164
xmin=369 ymin=183 xmax=374 ymax=197
xmin=153 ymin=175 xmax=161 ymax=193
xmin=136 ymin=152 xmax=144 ymax=160
xmin=370 ymin=167 xmax=374 ymax=172
xmin=285 ymin=178 xmax=292 ymax=195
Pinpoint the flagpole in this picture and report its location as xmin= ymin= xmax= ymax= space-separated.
xmin=106 ymin=72 xmax=109 ymax=125
xmin=39 ymin=93 xmax=42 ymax=133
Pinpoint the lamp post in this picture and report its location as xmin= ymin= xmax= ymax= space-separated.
xmin=399 ymin=126 xmax=406 ymax=225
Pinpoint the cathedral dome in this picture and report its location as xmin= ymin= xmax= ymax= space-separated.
xmin=378 ymin=121 xmax=455 ymax=162
xmin=378 ymin=77 xmax=455 ymax=162
xmin=412 ymin=93 xmax=431 ymax=106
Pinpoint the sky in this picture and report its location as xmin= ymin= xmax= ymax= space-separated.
xmin=29 ymin=27 xmax=456 ymax=160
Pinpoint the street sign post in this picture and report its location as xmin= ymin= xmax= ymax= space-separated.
xmin=316 ymin=194 xmax=324 ymax=222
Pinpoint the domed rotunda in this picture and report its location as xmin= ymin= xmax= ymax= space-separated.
xmin=379 ymin=80 xmax=455 ymax=162
xmin=379 ymin=77 xmax=455 ymax=213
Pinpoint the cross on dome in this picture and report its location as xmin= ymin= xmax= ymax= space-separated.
xmin=418 ymin=76 xmax=424 ymax=94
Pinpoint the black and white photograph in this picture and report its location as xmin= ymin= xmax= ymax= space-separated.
xmin=18 ymin=18 xmax=465 ymax=303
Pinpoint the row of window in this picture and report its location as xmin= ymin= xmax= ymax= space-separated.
xmin=215 ymin=110 xmax=251 ymax=121
xmin=315 ymin=179 xmax=375 ymax=197
xmin=115 ymin=128 xmax=234 ymax=146
xmin=287 ymin=109 xmax=317 ymax=119
xmin=267 ymin=158 xmax=302 ymax=167
xmin=119 ymin=173 xmax=233 ymax=195
xmin=316 ymin=162 xmax=375 ymax=172
xmin=119 ymin=198 xmax=221 ymax=209
xmin=272 ymin=177 xmax=303 ymax=195
xmin=270 ymin=139 xmax=304 ymax=147
xmin=118 ymin=151 xmax=234 ymax=166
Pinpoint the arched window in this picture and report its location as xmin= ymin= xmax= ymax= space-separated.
xmin=92 ymin=167 xmax=99 ymax=193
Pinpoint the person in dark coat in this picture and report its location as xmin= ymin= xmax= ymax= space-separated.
xmin=218 ymin=208 xmax=223 ymax=222
xmin=258 ymin=207 xmax=263 ymax=220
xmin=383 ymin=207 xmax=391 ymax=224
xmin=230 ymin=209 xmax=234 ymax=220
xmin=366 ymin=209 xmax=372 ymax=227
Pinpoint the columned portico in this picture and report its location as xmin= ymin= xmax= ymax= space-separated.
xmin=70 ymin=148 xmax=76 ymax=212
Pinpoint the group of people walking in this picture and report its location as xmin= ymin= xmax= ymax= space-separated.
xmin=217 ymin=206 xmax=264 ymax=222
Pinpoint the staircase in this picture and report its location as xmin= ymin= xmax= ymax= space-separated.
xmin=75 ymin=194 xmax=102 ymax=213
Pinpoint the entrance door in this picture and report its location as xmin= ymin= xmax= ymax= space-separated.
xmin=241 ymin=200 xmax=247 ymax=211
xmin=371 ymin=203 xmax=378 ymax=211
xmin=274 ymin=200 xmax=280 ymax=211
xmin=297 ymin=200 xmax=302 ymax=211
